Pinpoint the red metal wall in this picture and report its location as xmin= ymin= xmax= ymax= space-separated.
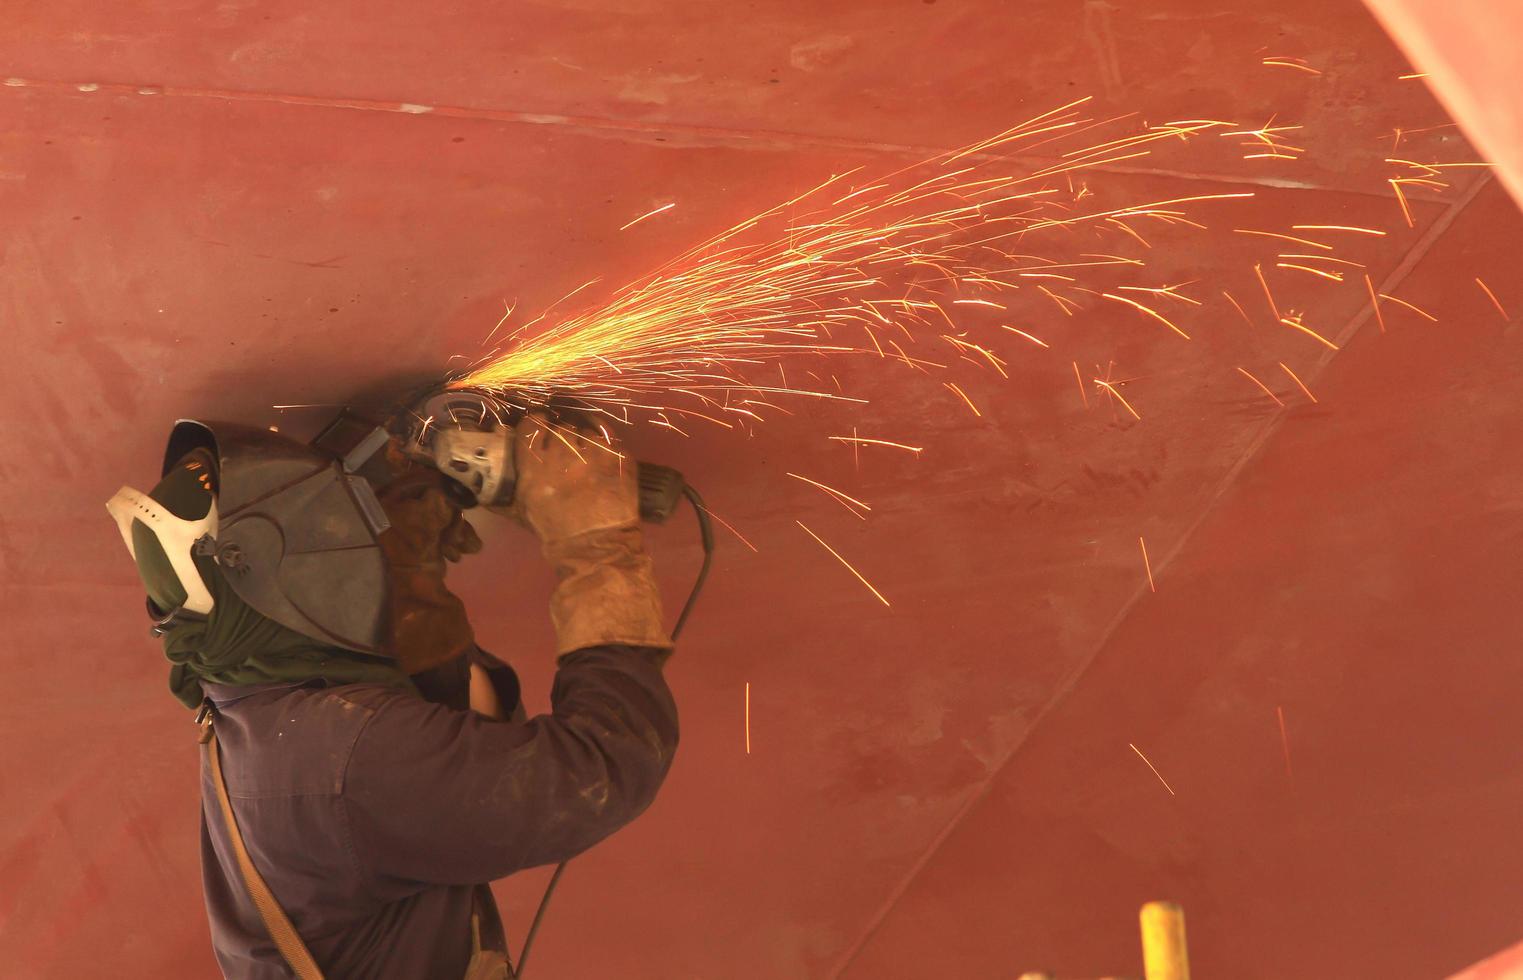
xmin=3 ymin=2 xmax=1521 ymax=977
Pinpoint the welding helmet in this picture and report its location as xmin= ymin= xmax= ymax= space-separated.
xmin=106 ymin=419 xmax=396 ymax=656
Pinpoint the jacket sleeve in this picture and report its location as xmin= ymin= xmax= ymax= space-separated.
xmin=341 ymin=645 xmax=678 ymax=886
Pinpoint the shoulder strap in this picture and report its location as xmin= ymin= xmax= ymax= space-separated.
xmin=201 ymin=717 xmax=326 ymax=980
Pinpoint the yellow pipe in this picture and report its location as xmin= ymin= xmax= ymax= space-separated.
xmin=1139 ymin=901 xmax=1190 ymax=980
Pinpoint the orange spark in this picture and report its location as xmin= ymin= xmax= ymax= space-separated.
xmin=745 ymin=682 xmax=752 ymax=755
xmin=1073 ymin=361 xmax=1089 ymax=408
xmin=1237 ymin=366 xmax=1285 ymax=407
xmin=1139 ymin=535 xmax=1156 ymax=592
xmin=1038 ymin=284 xmax=1080 ymax=315
xmin=828 ymin=435 xmax=924 ymax=454
xmin=1094 ymin=378 xmax=1141 ymax=420
xmin=1378 ymin=292 xmax=1438 ymax=322
xmin=1276 ymin=263 xmax=1343 ymax=283
xmin=695 ymin=503 xmax=759 ymax=553
xmin=484 ymin=298 xmax=520 ymax=345
xmin=1388 ymin=178 xmax=1416 ymax=227
xmin=1001 ymin=325 xmax=1050 ymax=348
xmin=942 ymin=335 xmax=1011 ymax=377
xmin=1261 ymin=56 xmax=1322 ymax=75
xmin=1254 ymin=264 xmax=1281 ymax=320
xmin=1129 ymin=742 xmax=1176 ymax=796
xmin=1365 ymin=274 xmax=1386 ymax=333
xmin=796 ymin=521 xmax=891 ymax=607
xmin=786 ymin=472 xmax=873 ymax=518
xmin=1234 ymin=229 xmax=1332 ymax=250
xmin=1223 ymin=117 xmax=1306 ymax=158
xmin=944 ymin=381 xmax=982 ymax=417
xmin=1102 ymin=292 xmax=1192 ymax=340
xmin=1278 ymin=362 xmax=1318 ymax=403
xmin=1476 ymin=277 xmax=1511 ymax=321
xmin=619 ymin=201 xmax=676 ymax=231
xmin=1222 ymin=290 xmax=1254 ymax=327
xmin=1292 ymin=224 xmax=1386 ymax=236
xmin=1278 ymin=253 xmax=1365 ymax=269
xmin=1117 ymin=283 xmax=1202 ymax=306
xmin=1398 ymin=72 xmax=1429 ymax=80
xmin=1280 ymin=316 xmax=1341 ymax=351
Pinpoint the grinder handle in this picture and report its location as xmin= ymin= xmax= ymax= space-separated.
xmin=635 ymin=463 xmax=686 ymax=524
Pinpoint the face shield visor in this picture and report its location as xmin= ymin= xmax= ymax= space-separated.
xmin=106 ymin=449 xmax=220 ymax=619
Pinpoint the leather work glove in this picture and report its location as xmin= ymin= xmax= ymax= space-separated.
xmin=375 ymin=452 xmax=484 ymax=675
xmin=510 ymin=413 xmax=671 ymax=656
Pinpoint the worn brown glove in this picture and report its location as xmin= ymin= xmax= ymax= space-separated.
xmin=375 ymin=453 xmax=483 ymax=675
xmin=509 ymin=413 xmax=637 ymax=544
xmin=510 ymin=413 xmax=671 ymax=656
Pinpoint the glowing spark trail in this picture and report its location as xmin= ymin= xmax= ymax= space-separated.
xmin=1261 ymin=56 xmax=1322 ymax=75
xmin=944 ymin=382 xmax=982 ymax=417
xmin=1103 ymin=292 xmax=1192 ymax=340
xmin=786 ymin=472 xmax=873 ymax=518
xmin=1389 ymin=178 xmax=1416 ymax=227
xmin=745 ymin=682 xmax=751 ymax=755
xmin=440 ymin=95 xmax=1472 ymax=585
xmin=1278 ymin=253 xmax=1365 ymax=269
xmin=1237 ymin=367 xmax=1285 ymax=407
xmin=1277 ymin=262 xmax=1343 ymax=283
xmin=1129 ymin=742 xmax=1176 ymax=796
xmin=828 ymin=436 xmax=924 ymax=454
xmin=1223 ymin=290 xmax=1253 ymax=327
xmin=1365 ymin=274 xmax=1387 ymax=333
xmin=1002 ymin=325 xmax=1050 ymax=348
xmin=1235 ymin=229 xmax=1332 ymax=250
xmin=413 ymin=88 xmax=1491 ymax=621
xmin=1292 ymin=224 xmax=1386 ymax=236
xmin=1280 ymin=315 xmax=1341 ymax=351
xmin=619 ymin=202 xmax=676 ymax=231
xmin=1095 ymin=378 xmax=1141 ymax=420
xmin=1254 ymin=264 xmax=1282 ymax=320
xmin=1279 ymin=362 xmax=1318 ymax=403
xmin=1476 ymin=277 xmax=1511 ymax=321
xmin=797 ymin=521 xmax=891 ymax=607
xmin=696 ymin=504 xmax=759 ymax=553
xmin=1139 ymin=536 xmax=1156 ymax=592
xmin=1378 ymin=293 xmax=1438 ymax=322
xmin=453 ymin=108 xmax=1259 ymax=422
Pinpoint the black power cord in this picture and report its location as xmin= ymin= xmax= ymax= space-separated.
xmin=672 ymin=485 xmax=715 ymax=639
xmin=511 ymin=484 xmax=715 ymax=978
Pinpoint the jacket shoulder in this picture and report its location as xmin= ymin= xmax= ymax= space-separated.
xmin=213 ymin=683 xmax=413 ymax=799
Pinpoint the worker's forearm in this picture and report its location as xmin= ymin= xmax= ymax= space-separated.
xmin=345 ymin=644 xmax=678 ymax=885
xmin=516 ymin=644 xmax=679 ymax=863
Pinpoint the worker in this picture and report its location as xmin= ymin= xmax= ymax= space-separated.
xmin=105 ymin=411 xmax=679 ymax=979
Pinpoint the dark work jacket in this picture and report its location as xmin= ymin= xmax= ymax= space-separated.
xmin=198 ymin=645 xmax=677 ymax=980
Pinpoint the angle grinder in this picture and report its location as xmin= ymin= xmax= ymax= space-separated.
xmin=396 ymin=388 xmax=689 ymax=523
